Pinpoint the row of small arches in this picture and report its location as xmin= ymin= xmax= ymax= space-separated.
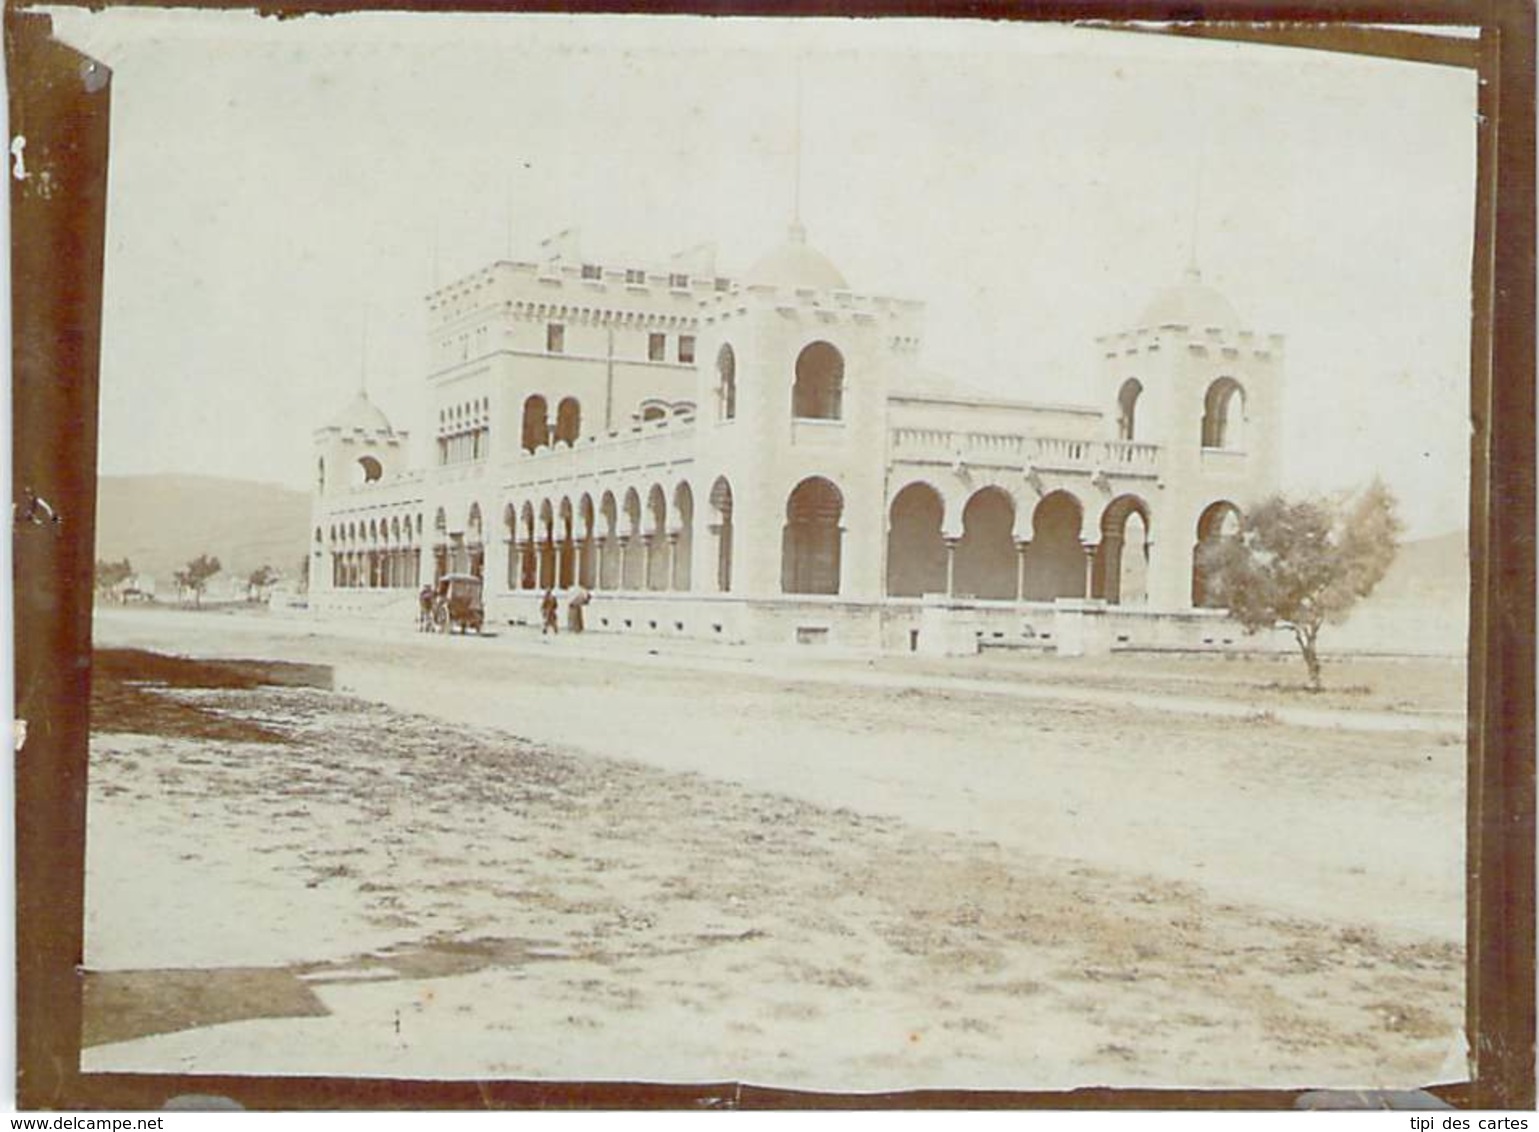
xmin=319 ymin=480 xmax=1240 ymax=606
xmin=886 ymin=481 xmax=1239 ymax=605
xmin=440 ymin=397 xmax=490 ymax=428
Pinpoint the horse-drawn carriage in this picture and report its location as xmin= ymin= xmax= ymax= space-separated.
xmin=420 ymin=573 xmax=484 ymax=634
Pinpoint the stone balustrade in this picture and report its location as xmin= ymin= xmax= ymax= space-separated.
xmin=890 ymin=427 xmax=1161 ymax=475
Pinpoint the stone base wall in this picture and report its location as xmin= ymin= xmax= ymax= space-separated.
xmin=314 ymin=584 xmax=1457 ymax=660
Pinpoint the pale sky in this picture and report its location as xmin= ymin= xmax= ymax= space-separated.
xmin=46 ymin=11 xmax=1478 ymax=536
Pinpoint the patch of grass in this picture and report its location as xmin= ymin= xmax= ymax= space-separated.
xmin=82 ymin=967 xmax=328 ymax=1047
xmin=91 ymin=649 xmax=332 ymax=744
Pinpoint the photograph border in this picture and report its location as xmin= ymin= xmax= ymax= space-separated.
xmin=9 ymin=0 xmax=1533 ymax=1110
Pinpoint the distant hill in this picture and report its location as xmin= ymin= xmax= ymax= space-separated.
xmin=96 ymin=475 xmax=310 ymax=591
xmin=1332 ymin=529 xmax=1469 ymax=656
xmin=1372 ymin=529 xmax=1468 ymax=605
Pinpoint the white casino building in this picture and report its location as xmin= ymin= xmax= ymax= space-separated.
xmin=309 ymin=223 xmax=1281 ymax=654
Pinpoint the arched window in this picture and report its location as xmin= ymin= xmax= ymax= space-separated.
xmin=357 ymin=455 xmax=383 ymax=484
xmin=717 ymin=344 xmax=737 ymax=421
xmin=1117 ymin=378 xmax=1143 ymax=441
xmin=1201 ymin=378 xmax=1245 ymax=449
xmin=555 ymin=397 xmax=581 ymax=445
xmin=522 ymin=394 xmax=549 ymax=452
xmin=781 ymin=476 xmax=843 ymax=594
xmin=316 ymin=457 xmax=326 ymax=492
xmin=792 ymin=342 xmax=844 ymax=420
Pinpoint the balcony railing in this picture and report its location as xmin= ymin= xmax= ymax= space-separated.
xmin=890 ymin=427 xmax=1160 ymax=474
xmin=503 ymin=414 xmax=698 ymax=488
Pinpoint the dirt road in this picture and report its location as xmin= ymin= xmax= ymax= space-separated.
xmin=81 ymin=608 xmax=1467 ymax=1090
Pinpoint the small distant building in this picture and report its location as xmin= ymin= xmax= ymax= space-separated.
xmin=308 ymin=225 xmax=1282 ymax=653
xmin=123 ymin=572 xmax=156 ymax=601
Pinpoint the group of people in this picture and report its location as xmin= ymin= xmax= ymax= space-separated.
xmin=541 ymin=584 xmax=590 ymax=635
xmin=414 ymin=577 xmax=591 ymax=635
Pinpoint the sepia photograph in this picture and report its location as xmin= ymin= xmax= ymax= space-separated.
xmin=18 ymin=7 xmax=1499 ymax=1101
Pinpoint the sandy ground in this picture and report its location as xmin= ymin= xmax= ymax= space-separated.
xmin=80 ymin=607 xmax=1468 ymax=1091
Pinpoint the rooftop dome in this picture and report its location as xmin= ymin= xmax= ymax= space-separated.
xmin=326 ymin=389 xmax=394 ymax=433
xmin=1140 ymin=267 xmax=1241 ymax=330
xmin=745 ymin=223 xmax=848 ymax=291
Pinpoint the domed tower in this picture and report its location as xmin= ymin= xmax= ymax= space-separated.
xmin=1094 ymin=267 xmax=1284 ymax=610
xmin=692 ymin=224 xmax=923 ymax=609
xmin=310 ymin=388 xmax=410 ymax=596
xmin=313 ymin=388 xmax=408 ymax=498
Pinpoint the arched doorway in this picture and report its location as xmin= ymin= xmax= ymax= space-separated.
xmin=956 ymin=488 xmax=1016 ymax=600
xmin=781 ymin=476 xmax=843 ymax=595
xmin=578 ymin=494 xmax=596 ymax=588
xmin=518 ymin=502 xmax=537 ymax=589
xmin=388 ymin=518 xmax=402 ymax=587
xmin=598 ymin=492 xmax=619 ymax=590
xmin=1094 ymin=495 xmax=1151 ymax=605
xmin=672 ymin=482 xmax=694 ymax=591
xmin=1022 ymin=491 xmax=1086 ymax=600
xmin=537 ymin=499 xmax=556 ymax=590
xmin=645 ymin=484 xmax=668 ymax=590
xmin=886 ymin=482 xmax=947 ymax=597
xmin=557 ymin=497 xmax=575 ymax=589
xmin=709 ymin=477 xmax=734 ymax=592
xmin=504 ymin=504 xmax=519 ymax=589
xmin=467 ymin=502 xmax=484 ymax=579
xmin=621 ymin=489 xmax=644 ymax=590
xmin=432 ymin=508 xmax=449 ymax=583
xmin=1192 ymin=500 xmax=1241 ymax=607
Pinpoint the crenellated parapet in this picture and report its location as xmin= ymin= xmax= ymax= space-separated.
xmin=427 ymin=259 xmax=728 ymax=331
xmin=1095 ymin=324 xmax=1286 ymax=361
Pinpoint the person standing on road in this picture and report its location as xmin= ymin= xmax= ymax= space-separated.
xmin=540 ymin=588 xmax=559 ymax=635
xmin=568 ymin=584 xmax=590 ymax=633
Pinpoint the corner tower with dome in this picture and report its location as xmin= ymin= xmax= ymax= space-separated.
xmin=309 ymin=227 xmax=1282 ymax=654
